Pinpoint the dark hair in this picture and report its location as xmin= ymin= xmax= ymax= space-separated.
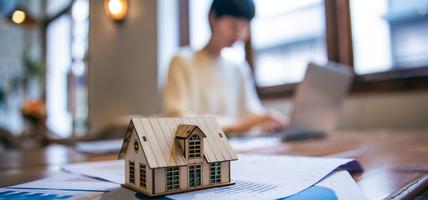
xmin=209 ymin=0 xmax=255 ymax=21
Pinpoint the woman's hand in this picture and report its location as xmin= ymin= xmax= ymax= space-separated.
xmin=225 ymin=111 xmax=289 ymax=134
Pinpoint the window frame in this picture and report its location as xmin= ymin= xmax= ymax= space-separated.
xmin=129 ymin=161 xmax=135 ymax=184
xmin=179 ymin=0 xmax=428 ymax=98
xmin=209 ymin=162 xmax=221 ymax=184
xmin=139 ymin=163 xmax=146 ymax=188
xmin=188 ymin=134 xmax=201 ymax=159
xmin=166 ymin=166 xmax=180 ymax=191
xmin=188 ymin=164 xmax=202 ymax=187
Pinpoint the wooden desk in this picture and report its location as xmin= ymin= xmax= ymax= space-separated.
xmin=0 ymin=130 xmax=427 ymax=199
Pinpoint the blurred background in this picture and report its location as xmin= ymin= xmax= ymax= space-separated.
xmin=0 ymin=0 xmax=428 ymax=150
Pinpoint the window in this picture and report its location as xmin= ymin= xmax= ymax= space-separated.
xmin=46 ymin=14 xmax=73 ymax=137
xmin=351 ymin=0 xmax=428 ymax=75
xmin=252 ymin=0 xmax=327 ymax=86
xmin=183 ymin=0 xmax=428 ymax=94
xmin=70 ymin=0 xmax=89 ymax=135
xmin=139 ymin=163 xmax=146 ymax=188
xmin=210 ymin=162 xmax=221 ymax=184
xmin=46 ymin=0 xmax=89 ymax=138
xmin=188 ymin=164 xmax=202 ymax=187
xmin=129 ymin=161 xmax=135 ymax=184
xmin=188 ymin=135 xmax=201 ymax=158
xmin=166 ymin=167 xmax=180 ymax=190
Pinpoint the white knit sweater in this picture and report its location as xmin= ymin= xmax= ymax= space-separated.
xmin=163 ymin=48 xmax=266 ymax=127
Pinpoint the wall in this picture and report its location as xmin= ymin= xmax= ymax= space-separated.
xmin=263 ymin=90 xmax=428 ymax=130
xmin=124 ymin=130 xmax=153 ymax=193
xmin=89 ymin=0 xmax=175 ymax=131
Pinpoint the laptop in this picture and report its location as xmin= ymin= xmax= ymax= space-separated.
xmin=278 ymin=62 xmax=354 ymax=141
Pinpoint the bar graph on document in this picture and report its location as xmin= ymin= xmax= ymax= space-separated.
xmin=214 ymin=180 xmax=279 ymax=195
xmin=169 ymin=180 xmax=283 ymax=200
xmin=0 ymin=188 xmax=102 ymax=200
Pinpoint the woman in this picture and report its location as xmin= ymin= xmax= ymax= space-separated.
xmin=163 ymin=0 xmax=287 ymax=134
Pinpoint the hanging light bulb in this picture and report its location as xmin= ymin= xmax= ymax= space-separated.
xmin=11 ymin=9 xmax=26 ymax=24
xmin=104 ymin=0 xmax=128 ymax=22
xmin=7 ymin=7 xmax=37 ymax=26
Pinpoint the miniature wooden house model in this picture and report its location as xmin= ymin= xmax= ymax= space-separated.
xmin=118 ymin=117 xmax=238 ymax=196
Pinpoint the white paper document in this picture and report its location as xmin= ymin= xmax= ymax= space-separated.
xmin=75 ymin=139 xmax=123 ymax=154
xmin=229 ymin=137 xmax=282 ymax=152
xmin=168 ymin=155 xmax=362 ymax=200
xmin=61 ymin=154 xmax=362 ymax=199
xmin=7 ymin=173 xmax=118 ymax=192
xmin=316 ymin=170 xmax=367 ymax=200
xmin=62 ymin=160 xmax=124 ymax=184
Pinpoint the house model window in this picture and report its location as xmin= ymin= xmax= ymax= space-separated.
xmin=140 ymin=163 xmax=146 ymax=188
xmin=210 ymin=162 xmax=221 ymax=184
xmin=129 ymin=161 xmax=135 ymax=184
xmin=188 ymin=135 xmax=201 ymax=158
xmin=166 ymin=167 xmax=180 ymax=191
xmin=189 ymin=164 xmax=202 ymax=187
xmin=118 ymin=117 xmax=238 ymax=197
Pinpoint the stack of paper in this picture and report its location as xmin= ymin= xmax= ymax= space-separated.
xmin=2 ymin=154 xmax=367 ymax=200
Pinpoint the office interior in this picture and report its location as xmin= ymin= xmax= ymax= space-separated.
xmin=0 ymin=0 xmax=428 ymax=199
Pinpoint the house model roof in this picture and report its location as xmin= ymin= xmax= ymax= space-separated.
xmin=175 ymin=124 xmax=207 ymax=139
xmin=118 ymin=116 xmax=238 ymax=169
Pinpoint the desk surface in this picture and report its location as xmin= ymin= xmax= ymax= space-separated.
xmin=0 ymin=130 xmax=427 ymax=199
